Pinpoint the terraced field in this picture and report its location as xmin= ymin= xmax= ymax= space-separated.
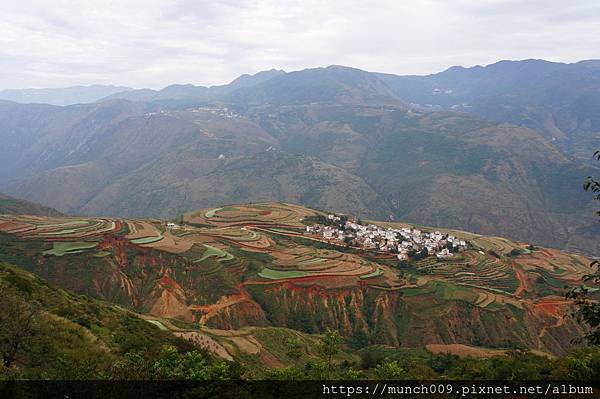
xmin=1 ymin=203 xmax=588 ymax=293
xmin=0 ymin=203 xmax=592 ymax=355
xmin=43 ymin=241 xmax=98 ymax=256
xmin=0 ymin=216 xmax=120 ymax=240
xmin=414 ymin=252 xmax=518 ymax=294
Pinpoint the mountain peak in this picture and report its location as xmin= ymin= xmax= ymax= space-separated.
xmin=228 ymin=69 xmax=286 ymax=89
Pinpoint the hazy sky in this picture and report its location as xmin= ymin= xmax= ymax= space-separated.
xmin=1 ymin=0 xmax=599 ymax=89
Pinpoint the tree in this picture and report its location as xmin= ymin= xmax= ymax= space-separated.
xmin=374 ymin=358 xmax=405 ymax=379
xmin=265 ymin=365 xmax=304 ymax=380
xmin=0 ymin=282 xmax=40 ymax=369
xmin=285 ymin=337 xmax=304 ymax=366
xmin=567 ymin=150 xmax=600 ymax=345
xmin=110 ymin=351 xmax=152 ymax=380
xmin=152 ymin=345 xmax=233 ymax=380
xmin=316 ymin=327 xmax=342 ymax=375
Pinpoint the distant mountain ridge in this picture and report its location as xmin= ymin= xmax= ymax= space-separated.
xmin=102 ymin=69 xmax=286 ymax=103
xmin=100 ymin=59 xmax=600 ymax=162
xmin=0 ymin=85 xmax=131 ymax=106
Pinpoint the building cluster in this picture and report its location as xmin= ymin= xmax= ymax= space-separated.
xmin=188 ymin=106 xmax=240 ymax=119
xmin=306 ymin=214 xmax=468 ymax=260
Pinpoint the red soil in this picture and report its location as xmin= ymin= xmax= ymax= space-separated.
xmin=158 ymin=275 xmax=183 ymax=291
xmin=533 ymin=299 xmax=571 ymax=317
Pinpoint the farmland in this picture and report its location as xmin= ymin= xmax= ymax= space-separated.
xmin=0 ymin=202 xmax=592 ymax=355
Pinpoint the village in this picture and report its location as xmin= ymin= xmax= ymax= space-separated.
xmin=305 ymin=214 xmax=468 ymax=261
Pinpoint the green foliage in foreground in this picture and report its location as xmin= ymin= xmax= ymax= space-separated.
xmin=264 ymin=344 xmax=600 ymax=381
xmin=0 ymin=262 xmax=241 ymax=380
xmin=2 ymin=259 xmax=599 ymax=382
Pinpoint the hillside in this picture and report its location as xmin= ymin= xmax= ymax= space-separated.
xmin=0 ymin=260 xmax=355 ymax=379
xmin=0 ymin=203 xmax=592 ymax=357
xmin=376 ymin=59 xmax=600 ymax=163
xmin=9 ymin=259 xmax=594 ymax=381
xmin=0 ymin=193 xmax=62 ymax=217
xmin=0 ymin=261 xmax=197 ymax=378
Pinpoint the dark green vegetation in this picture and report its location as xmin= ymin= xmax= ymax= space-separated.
xmin=1 ymin=61 xmax=599 ymax=254
xmin=0 ymin=193 xmax=62 ymax=217
xmin=266 ymin=344 xmax=600 ymax=381
xmin=0 ymin=261 xmax=239 ymax=380
xmin=567 ymin=150 xmax=600 ymax=345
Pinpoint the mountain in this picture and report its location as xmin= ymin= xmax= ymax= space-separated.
xmin=103 ymin=69 xmax=286 ymax=103
xmin=375 ymin=59 xmax=600 ymax=162
xmin=105 ymin=66 xmax=403 ymax=107
xmin=0 ymin=85 xmax=132 ymax=106
xmin=0 ymin=193 xmax=62 ymax=216
xmin=1 ymin=61 xmax=599 ymax=255
xmin=223 ymin=66 xmax=404 ymax=107
xmin=247 ymin=103 xmax=597 ymax=254
xmin=0 ymin=203 xmax=592 ymax=357
xmin=78 ymin=150 xmax=392 ymax=219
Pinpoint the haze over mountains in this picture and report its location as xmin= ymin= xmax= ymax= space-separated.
xmin=0 ymin=85 xmax=131 ymax=106
xmin=1 ymin=59 xmax=599 ymax=255
xmin=0 ymin=192 xmax=63 ymax=217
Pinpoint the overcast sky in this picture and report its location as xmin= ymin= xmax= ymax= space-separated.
xmin=1 ymin=0 xmax=599 ymax=90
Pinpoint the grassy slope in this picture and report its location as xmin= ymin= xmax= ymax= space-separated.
xmin=0 ymin=261 xmax=193 ymax=378
xmin=0 ymin=193 xmax=63 ymax=217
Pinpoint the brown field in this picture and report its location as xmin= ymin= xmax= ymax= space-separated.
xmin=426 ymin=343 xmax=507 ymax=358
xmin=185 ymin=203 xmax=317 ymax=228
xmin=140 ymin=230 xmax=194 ymax=253
xmin=125 ymin=220 xmax=158 ymax=240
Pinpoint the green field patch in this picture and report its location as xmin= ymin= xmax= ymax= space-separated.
xmin=400 ymin=281 xmax=439 ymax=296
xmin=359 ymin=267 xmax=384 ymax=280
xmin=93 ymin=251 xmax=111 ymax=258
xmin=131 ymin=234 xmax=163 ymax=244
xmin=438 ymin=282 xmax=478 ymax=302
xmin=41 ymin=228 xmax=78 ymax=235
xmin=258 ymin=267 xmax=308 ymax=280
xmin=205 ymin=207 xmax=223 ymax=218
xmin=43 ymin=241 xmax=98 ymax=256
xmin=194 ymin=245 xmax=234 ymax=263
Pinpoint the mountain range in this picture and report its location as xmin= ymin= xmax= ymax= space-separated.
xmin=1 ymin=59 xmax=599 ymax=255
